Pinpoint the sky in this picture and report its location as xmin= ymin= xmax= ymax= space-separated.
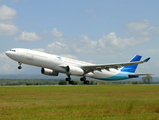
xmin=0 ymin=0 xmax=159 ymax=77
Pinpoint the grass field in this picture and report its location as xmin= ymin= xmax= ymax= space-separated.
xmin=0 ymin=85 xmax=159 ymax=120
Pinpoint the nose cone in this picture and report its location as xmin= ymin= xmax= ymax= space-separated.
xmin=5 ymin=51 xmax=10 ymax=56
xmin=5 ymin=51 xmax=13 ymax=58
xmin=5 ymin=49 xmax=19 ymax=61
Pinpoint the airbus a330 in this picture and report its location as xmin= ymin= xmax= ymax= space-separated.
xmin=5 ymin=48 xmax=151 ymax=84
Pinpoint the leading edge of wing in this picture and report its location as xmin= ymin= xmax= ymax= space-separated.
xmin=81 ymin=57 xmax=150 ymax=71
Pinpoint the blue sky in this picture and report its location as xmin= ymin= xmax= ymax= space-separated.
xmin=0 ymin=0 xmax=159 ymax=77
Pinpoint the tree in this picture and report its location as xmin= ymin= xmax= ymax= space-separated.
xmin=58 ymin=80 xmax=67 ymax=85
xmin=73 ymin=81 xmax=78 ymax=85
xmin=142 ymin=75 xmax=153 ymax=84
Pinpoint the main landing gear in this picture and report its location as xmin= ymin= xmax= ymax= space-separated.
xmin=65 ymin=75 xmax=75 ymax=84
xmin=65 ymin=66 xmax=89 ymax=85
xmin=18 ymin=62 xmax=22 ymax=69
xmin=80 ymin=77 xmax=89 ymax=84
xmin=65 ymin=75 xmax=89 ymax=85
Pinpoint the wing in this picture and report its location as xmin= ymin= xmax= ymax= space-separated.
xmin=81 ymin=57 xmax=150 ymax=73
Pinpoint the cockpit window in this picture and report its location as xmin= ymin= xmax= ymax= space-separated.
xmin=10 ymin=49 xmax=16 ymax=52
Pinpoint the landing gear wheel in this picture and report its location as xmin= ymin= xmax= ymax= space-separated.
xmin=18 ymin=66 xmax=22 ymax=69
xmin=65 ymin=74 xmax=74 ymax=85
xmin=80 ymin=77 xmax=86 ymax=81
xmin=69 ymin=80 xmax=74 ymax=85
xmin=84 ymin=80 xmax=89 ymax=85
xmin=65 ymin=78 xmax=71 ymax=81
xmin=18 ymin=62 xmax=22 ymax=69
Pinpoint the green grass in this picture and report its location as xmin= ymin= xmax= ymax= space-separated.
xmin=0 ymin=85 xmax=159 ymax=120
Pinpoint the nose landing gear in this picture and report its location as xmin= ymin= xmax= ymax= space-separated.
xmin=18 ymin=62 xmax=22 ymax=69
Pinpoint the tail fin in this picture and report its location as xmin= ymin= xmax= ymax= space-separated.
xmin=121 ymin=55 xmax=142 ymax=73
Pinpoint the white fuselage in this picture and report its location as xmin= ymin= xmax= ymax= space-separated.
xmin=5 ymin=48 xmax=128 ymax=80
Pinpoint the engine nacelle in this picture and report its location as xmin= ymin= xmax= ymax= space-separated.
xmin=66 ymin=66 xmax=84 ymax=76
xmin=41 ymin=68 xmax=59 ymax=76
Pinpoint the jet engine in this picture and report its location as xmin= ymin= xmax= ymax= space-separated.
xmin=66 ymin=65 xmax=84 ymax=76
xmin=41 ymin=68 xmax=59 ymax=76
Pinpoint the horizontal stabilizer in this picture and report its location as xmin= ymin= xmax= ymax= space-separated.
xmin=128 ymin=74 xmax=153 ymax=78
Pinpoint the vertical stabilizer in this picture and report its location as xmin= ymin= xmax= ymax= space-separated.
xmin=121 ymin=55 xmax=142 ymax=73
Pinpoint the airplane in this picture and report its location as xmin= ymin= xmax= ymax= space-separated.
xmin=5 ymin=48 xmax=151 ymax=84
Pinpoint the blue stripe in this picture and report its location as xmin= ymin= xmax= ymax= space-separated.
xmin=98 ymin=72 xmax=129 ymax=81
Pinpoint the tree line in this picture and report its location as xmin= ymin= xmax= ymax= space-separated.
xmin=0 ymin=75 xmax=153 ymax=86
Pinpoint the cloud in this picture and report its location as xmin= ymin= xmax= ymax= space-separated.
xmin=140 ymin=48 xmax=159 ymax=54
xmin=127 ymin=19 xmax=159 ymax=35
xmin=127 ymin=19 xmax=149 ymax=31
xmin=0 ymin=53 xmax=19 ymax=74
xmin=0 ymin=23 xmax=19 ymax=35
xmin=46 ymin=42 xmax=68 ymax=53
xmin=46 ymin=32 xmax=149 ymax=54
xmin=15 ymin=31 xmax=42 ymax=41
xmin=0 ymin=5 xmax=16 ymax=20
xmin=98 ymin=32 xmax=150 ymax=49
xmin=61 ymin=54 xmax=78 ymax=59
xmin=51 ymin=28 xmax=63 ymax=37
xmin=33 ymin=48 xmax=45 ymax=52
xmin=147 ymin=26 xmax=159 ymax=34
xmin=0 ymin=6 xmax=18 ymax=36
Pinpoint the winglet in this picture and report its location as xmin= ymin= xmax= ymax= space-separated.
xmin=143 ymin=57 xmax=150 ymax=62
